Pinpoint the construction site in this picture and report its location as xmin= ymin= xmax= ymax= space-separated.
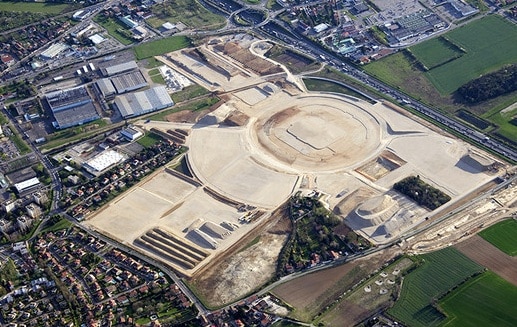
xmin=85 ymin=34 xmax=506 ymax=278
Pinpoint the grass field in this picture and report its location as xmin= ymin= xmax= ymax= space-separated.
xmin=147 ymin=96 xmax=219 ymax=121
xmin=134 ymin=36 xmax=191 ymax=60
xmin=171 ymin=84 xmax=209 ymax=104
xmin=137 ymin=132 xmax=164 ymax=148
xmin=409 ymin=37 xmax=463 ymax=69
xmin=303 ymin=78 xmax=372 ymax=101
xmin=40 ymin=218 xmax=72 ymax=234
xmin=364 ymin=16 xmax=517 ymax=143
xmin=479 ymin=219 xmax=517 ymax=256
xmin=416 ymin=15 xmax=517 ymax=94
xmin=0 ymin=1 xmax=69 ymax=13
xmin=147 ymin=0 xmax=225 ymax=30
xmin=440 ymin=271 xmax=517 ymax=327
xmin=94 ymin=17 xmax=134 ymax=45
xmin=388 ymin=247 xmax=484 ymax=327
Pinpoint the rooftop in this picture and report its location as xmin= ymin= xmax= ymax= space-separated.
xmin=84 ymin=150 xmax=125 ymax=173
xmin=103 ymin=61 xmax=138 ymax=77
xmin=114 ymin=86 xmax=174 ymax=118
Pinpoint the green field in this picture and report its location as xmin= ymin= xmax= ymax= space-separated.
xmin=479 ymin=219 xmax=517 ymax=256
xmin=0 ymin=1 xmax=69 ymax=13
xmin=146 ymin=0 xmax=225 ymax=30
xmin=137 ymin=132 xmax=164 ymax=148
xmin=171 ymin=84 xmax=209 ymax=104
xmin=303 ymin=78 xmax=372 ymax=102
xmin=440 ymin=271 xmax=517 ymax=327
xmin=388 ymin=247 xmax=484 ymax=327
xmin=364 ymin=15 xmax=517 ymax=143
xmin=147 ymin=96 xmax=219 ymax=121
xmin=410 ymin=37 xmax=463 ymax=70
xmin=134 ymin=36 xmax=191 ymax=59
xmin=416 ymin=15 xmax=517 ymax=94
xmin=94 ymin=17 xmax=134 ymax=45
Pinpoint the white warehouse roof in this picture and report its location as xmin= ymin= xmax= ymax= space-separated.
xmin=114 ymin=86 xmax=174 ymax=118
xmin=84 ymin=150 xmax=125 ymax=173
xmin=14 ymin=177 xmax=40 ymax=193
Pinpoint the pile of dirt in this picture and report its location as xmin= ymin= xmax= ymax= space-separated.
xmin=222 ymin=111 xmax=250 ymax=127
xmin=334 ymin=187 xmax=378 ymax=216
xmin=165 ymin=109 xmax=210 ymax=123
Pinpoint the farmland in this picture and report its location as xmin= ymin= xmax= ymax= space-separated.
xmin=272 ymin=248 xmax=400 ymax=322
xmin=439 ymin=271 xmax=517 ymax=327
xmin=387 ymin=247 xmax=483 ymax=327
xmin=134 ymin=36 xmax=191 ymax=59
xmin=316 ymin=258 xmax=414 ymax=327
xmin=415 ymin=15 xmax=517 ymax=95
xmin=479 ymin=219 xmax=517 ymax=256
xmin=409 ymin=37 xmax=463 ymax=70
xmin=147 ymin=0 xmax=225 ymax=30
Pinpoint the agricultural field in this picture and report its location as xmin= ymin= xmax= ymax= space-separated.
xmin=387 ymin=247 xmax=484 ymax=327
xmin=439 ymin=271 xmax=517 ymax=327
xmin=272 ymin=248 xmax=400 ymax=322
xmin=134 ymin=36 xmax=191 ymax=60
xmin=479 ymin=219 xmax=517 ymax=256
xmin=416 ymin=15 xmax=517 ymax=95
xmin=316 ymin=257 xmax=414 ymax=327
xmin=409 ymin=37 xmax=463 ymax=70
xmin=146 ymin=0 xmax=225 ymax=30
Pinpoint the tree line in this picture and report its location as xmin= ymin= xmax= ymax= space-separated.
xmin=457 ymin=64 xmax=517 ymax=104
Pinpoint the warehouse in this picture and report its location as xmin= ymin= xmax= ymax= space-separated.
xmin=102 ymin=60 xmax=138 ymax=77
xmin=83 ymin=150 xmax=125 ymax=175
xmin=95 ymin=78 xmax=117 ymax=99
xmin=111 ymin=71 xmax=148 ymax=94
xmin=45 ymin=86 xmax=100 ymax=129
xmin=40 ymin=43 xmax=68 ymax=60
xmin=113 ymin=86 xmax=174 ymax=118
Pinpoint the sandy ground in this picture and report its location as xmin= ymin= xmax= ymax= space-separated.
xmin=85 ymin=169 xmax=268 ymax=277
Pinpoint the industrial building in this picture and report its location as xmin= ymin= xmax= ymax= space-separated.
xmin=102 ymin=60 xmax=138 ymax=77
xmin=95 ymin=78 xmax=117 ymax=99
xmin=111 ymin=71 xmax=148 ymax=94
xmin=45 ymin=86 xmax=100 ymax=129
xmin=40 ymin=43 xmax=69 ymax=60
xmin=14 ymin=177 xmax=40 ymax=194
xmin=121 ymin=126 xmax=143 ymax=141
xmin=83 ymin=150 xmax=125 ymax=175
xmin=113 ymin=86 xmax=174 ymax=118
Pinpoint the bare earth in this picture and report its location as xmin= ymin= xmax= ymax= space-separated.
xmin=191 ymin=208 xmax=291 ymax=307
xmin=272 ymin=248 xmax=401 ymax=322
xmin=455 ymin=234 xmax=517 ymax=286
